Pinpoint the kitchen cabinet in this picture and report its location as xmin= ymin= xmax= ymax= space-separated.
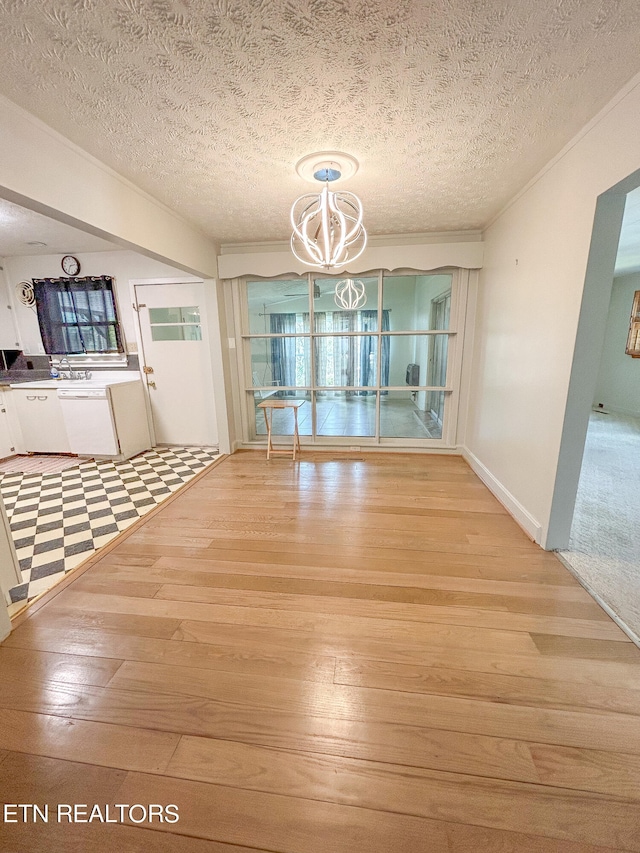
xmin=0 ymin=499 xmax=21 ymax=609
xmin=10 ymin=375 xmax=151 ymax=459
xmin=12 ymin=388 xmax=71 ymax=453
xmin=0 ymin=390 xmax=15 ymax=458
xmin=58 ymin=382 xmax=150 ymax=459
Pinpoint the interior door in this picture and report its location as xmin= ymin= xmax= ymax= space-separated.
xmin=135 ymin=282 xmax=217 ymax=446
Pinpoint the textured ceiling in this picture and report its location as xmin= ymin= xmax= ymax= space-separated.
xmin=0 ymin=198 xmax=118 ymax=256
xmin=1 ymin=0 xmax=640 ymax=245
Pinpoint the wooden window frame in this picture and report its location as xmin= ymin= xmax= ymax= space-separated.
xmin=233 ymin=269 xmax=469 ymax=448
xmin=626 ymin=290 xmax=640 ymax=358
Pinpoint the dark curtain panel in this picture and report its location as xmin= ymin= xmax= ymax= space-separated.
xmin=34 ymin=282 xmax=81 ymax=353
xmin=267 ymin=309 xmax=389 ymax=396
xmin=358 ymin=310 xmax=378 ymax=395
xmin=33 ymin=277 xmax=123 ymax=355
xmin=269 ymin=313 xmax=297 ymax=394
xmin=381 ymin=309 xmax=390 ymax=390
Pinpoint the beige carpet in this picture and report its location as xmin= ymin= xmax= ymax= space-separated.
xmin=560 ymin=411 xmax=640 ymax=642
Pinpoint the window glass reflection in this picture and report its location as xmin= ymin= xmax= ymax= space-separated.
xmin=381 ymin=335 xmax=449 ymax=387
xmin=315 ymin=336 xmax=378 ymax=387
xmin=247 ymin=280 xmax=310 ymax=334
xmin=149 ymin=306 xmax=200 ymax=324
xmin=313 ymin=278 xmax=378 ymax=323
xmin=382 ymin=274 xmax=452 ymax=331
xmin=252 ymin=391 xmax=312 ymax=437
xmin=316 ymin=391 xmax=376 ymax=437
xmin=380 ymin=390 xmax=444 ymax=439
xmin=249 ymin=337 xmax=310 ymax=388
xmin=151 ymin=325 xmax=202 ymax=341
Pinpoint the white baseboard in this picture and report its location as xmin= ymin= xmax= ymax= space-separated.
xmin=461 ymin=447 xmax=543 ymax=545
xmin=597 ymin=405 xmax=640 ymax=418
xmin=234 ymin=442 xmax=463 ymax=455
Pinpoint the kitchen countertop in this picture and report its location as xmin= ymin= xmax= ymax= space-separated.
xmin=0 ymin=371 xmax=51 ymax=386
xmin=8 ymin=371 xmax=143 ymax=390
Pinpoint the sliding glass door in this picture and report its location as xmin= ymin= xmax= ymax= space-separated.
xmin=240 ymin=270 xmax=465 ymax=447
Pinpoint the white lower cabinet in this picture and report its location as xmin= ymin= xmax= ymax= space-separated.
xmin=0 ymin=499 xmax=20 ymax=607
xmin=12 ymin=389 xmax=71 ymax=453
xmin=0 ymin=391 xmax=15 ymax=458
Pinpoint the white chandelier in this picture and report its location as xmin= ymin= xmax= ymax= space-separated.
xmin=334 ymin=278 xmax=367 ymax=309
xmin=290 ymin=153 xmax=367 ymax=271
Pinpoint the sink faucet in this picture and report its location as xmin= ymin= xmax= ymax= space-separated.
xmin=58 ymin=357 xmax=72 ymax=380
xmin=57 ymin=357 xmax=88 ymax=380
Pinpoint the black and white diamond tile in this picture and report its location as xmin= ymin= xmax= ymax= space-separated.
xmin=0 ymin=446 xmax=219 ymax=607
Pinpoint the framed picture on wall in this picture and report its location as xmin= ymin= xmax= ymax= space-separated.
xmin=626 ymin=290 xmax=640 ymax=357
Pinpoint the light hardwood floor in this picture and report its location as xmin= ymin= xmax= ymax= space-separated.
xmin=1 ymin=450 xmax=640 ymax=852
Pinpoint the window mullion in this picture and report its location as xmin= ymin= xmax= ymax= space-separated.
xmin=242 ymin=269 xmax=462 ymax=446
xmin=308 ymin=273 xmax=317 ymax=440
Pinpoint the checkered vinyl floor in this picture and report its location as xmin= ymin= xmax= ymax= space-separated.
xmin=0 ymin=446 xmax=220 ymax=606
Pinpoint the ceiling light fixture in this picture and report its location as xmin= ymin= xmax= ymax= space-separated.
xmin=334 ymin=278 xmax=367 ymax=309
xmin=290 ymin=152 xmax=367 ymax=271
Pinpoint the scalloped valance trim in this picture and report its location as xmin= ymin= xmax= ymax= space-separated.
xmin=218 ymin=240 xmax=483 ymax=279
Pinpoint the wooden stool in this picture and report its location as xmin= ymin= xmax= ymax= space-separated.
xmin=257 ymin=399 xmax=305 ymax=460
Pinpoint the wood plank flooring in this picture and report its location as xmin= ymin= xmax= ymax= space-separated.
xmin=2 ymin=450 xmax=640 ymax=852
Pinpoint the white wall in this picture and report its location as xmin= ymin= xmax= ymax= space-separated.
xmin=0 ymin=95 xmax=219 ymax=278
xmin=3 ymin=250 xmax=198 ymax=355
xmin=465 ymin=74 xmax=640 ymax=547
xmin=593 ymin=273 xmax=640 ymax=416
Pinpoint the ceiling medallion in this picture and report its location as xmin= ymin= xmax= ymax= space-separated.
xmin=290 ymin=153 xmax=367 ymax=271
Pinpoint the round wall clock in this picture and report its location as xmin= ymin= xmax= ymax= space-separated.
xmin=61 ymin=255 xmax=81 ymax=276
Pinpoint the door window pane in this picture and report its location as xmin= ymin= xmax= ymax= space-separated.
xmin=380 ymin=390 xmax=444 ymax=439
xmin=315 ymin=336 xmax=378 ymax=387
xmin=149 ymin=306 xmax=200 ymax=324
xmin=316 ymin=391 xmax=376 ymax=437
xmin=313 ymin=278 xmax=378 ymax=329
xmin=383 ymin=274 xmax=452 ymax=330
xmin=249 ymin=337 xmax=310 ymax=387
xmin=247 ymin=280 xmax=310 ymax=334
xmin=381 ymin=335 xmax=449 ymax=387
xmin=151 ymin=324 xmax=202 ymax=341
